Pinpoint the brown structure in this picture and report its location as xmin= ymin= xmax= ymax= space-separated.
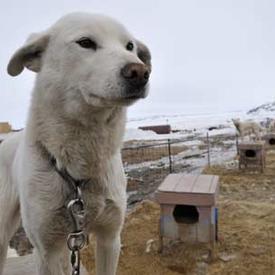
xmin=155 ymin=174 xmax=219 ymax=255
xmin=263 ymin=133 xmax=275 ymax=150
xmin=238 ymin=141 xmax=266 ymax=172
xmin=0 ymin=122 xmax=12 ymax=133
xmin=139 ymin=124 xmax=171 ymax=134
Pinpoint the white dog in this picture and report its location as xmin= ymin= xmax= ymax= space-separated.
xmin=268 ymin=119 xmax=275 ymax=132
xmin=232 ymin=118 xmax=263 ymax=140
xmin=0 ymin=12 xmax=151 ymax=275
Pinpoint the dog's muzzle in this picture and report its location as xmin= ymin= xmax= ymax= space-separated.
xmin=120 ymin=63 xmax=150 ymax=99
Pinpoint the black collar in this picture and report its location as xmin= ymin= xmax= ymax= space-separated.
xmin=49 ymin=156 xmax=90 ymax=192
xmin=39 ymin=142 xmax=90 ymax=193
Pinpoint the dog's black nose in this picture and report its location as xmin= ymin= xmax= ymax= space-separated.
xmin=121 ymin=63 xmax=150 ymax=88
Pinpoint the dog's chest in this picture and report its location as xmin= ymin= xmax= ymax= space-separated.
xmin=52 ymin=123 xmax=124 ymax=180
xmin=41 ymin=187 xmax=124 ymax=242
xmin=83 ymin=195 xmax=124 ymax=233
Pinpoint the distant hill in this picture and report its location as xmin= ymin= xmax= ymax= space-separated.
xmin=247 ymin=102 xmax=275 ymax=115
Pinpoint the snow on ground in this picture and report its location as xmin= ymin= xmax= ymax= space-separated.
xmin=125 ymin=143 xmax=236 ymax=176
xmin=7 ymin=248 xmax=18 ymax=258
xmin=124 ymin=128 xmax=187 ymax=141
xmin=125 ymin=108 xmax=275 ymax=142
xmin=125 ymin=111 xmax=241 ymax=141
xmin=127 ymin=110 xmax=243 ymax=130
xmin=124 ymin=109 xmax=243 ymax=188
xmin=0 ymin=132 xmax=15 ymax=142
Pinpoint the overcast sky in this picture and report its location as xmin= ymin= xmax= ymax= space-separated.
xmin=1 ymin=0 xmax=275 ymax=128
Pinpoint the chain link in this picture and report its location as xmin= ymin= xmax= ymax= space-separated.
xmin=44 ymin=147 xmax=89 ymax=275
xmin=67 ymin=186 xmax=87 ymax=275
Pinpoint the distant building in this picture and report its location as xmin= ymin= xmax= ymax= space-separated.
xmin=139 ymin=124 xmax=171 ymax=134
xmin=0 ymin=122 xmax=13 ymax=143
xmin=0 ymin=122 xmax=12 ymax=133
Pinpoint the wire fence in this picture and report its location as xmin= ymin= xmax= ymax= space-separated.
xmin=122 ymin=133 xmax=238 ymax=205
xmin=122 ymin=135 xmax=220 ymax=173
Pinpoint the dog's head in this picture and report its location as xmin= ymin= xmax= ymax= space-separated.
xmin=232 ymin=118 xmax=241 ymax=132
xmin=7 ymin=13 xmax=151 ymax=108
xmin=232 ymin=118 xmax=240 ymax=125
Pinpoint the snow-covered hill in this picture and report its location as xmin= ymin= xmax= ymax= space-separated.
xmin=125 ymin=102 xmax=275 ymax=141
xmin=247 ymin=102 xmax=275 ymax=115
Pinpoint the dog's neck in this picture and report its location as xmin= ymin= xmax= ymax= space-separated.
xmin=26 ymin=87 xmax=127 ymax=180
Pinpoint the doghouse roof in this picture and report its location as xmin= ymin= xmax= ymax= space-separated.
xmin=238 ymin=141 xmax=265 ymax=150
xmin=155 ymin=174 xmax=219 ymax=206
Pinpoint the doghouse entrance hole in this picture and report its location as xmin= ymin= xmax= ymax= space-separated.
xmin=269 ymin=138 xmax=275 ymax=145
xmin=245 ymin=149 xmax=256 ymax=158
xmin=173 ymin=205 xmax=199 ymax=224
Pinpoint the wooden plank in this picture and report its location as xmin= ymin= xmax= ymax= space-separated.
xmin=209 ymin=176 xmax=219 ymax=194
xmin=155 ymin=174 xmax=219 ymax=205
xmin=155 ymin=192 xmax=216 ymax=206
xmin=178 ymin=223 xmax=197 ymax=243
xmin=197 ymin=207 xmax=213 ymax=242
xmin=158 ymin=174 xmax=182 ymax=192
xmin=174 ymin=174 xmax=198 ymax=193
xmin=159 ymin=174 xmax=219 ymax=194
xmin=3 ymin=255 xmax=88 ymax=275
xmin=191 ymin=175 xmax=213 ymax=193
xmin=238 ymin=141 xmax=265 ymax=150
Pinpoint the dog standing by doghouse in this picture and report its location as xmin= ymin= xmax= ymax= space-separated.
xmin=0 ymin=12 xmax=151 ymax=275
xmin=232 ymin=118 xmax=264 ymax=141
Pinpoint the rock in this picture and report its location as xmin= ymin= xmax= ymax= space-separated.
xmin=145 ymin=239 xmax=155 ymax=253
xmin=219 ymin=252 xmax=237 ymax=262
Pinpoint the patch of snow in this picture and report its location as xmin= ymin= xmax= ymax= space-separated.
xmin=125 ymin=110 xmax=245 ymax=141
xmin=124 ymin=128 xmax=159 ymax=141
xmin=207 ymin=127 xmax=236 ymax=136
xmin=125 ymin=105 xmax=275 ymax=142
xmin=247 ymin=101 xmax=275 ymax=115
xmin=0 ymin=132 xmax=15 ymax=142
xmin=7 ymin=247 xmax=18 ymax=258
xmin=127 ymin=110 xmax=245 ymax=130
xmin=124 ymin=128 xmax=189 ymax=141
xmin=124 ymin=145 xmax=236 ymax=175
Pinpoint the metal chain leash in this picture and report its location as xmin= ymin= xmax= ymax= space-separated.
xmin=41 ymin=145 xmax=89 ymax=275
xmin=66 ymin=186 xmax=87 ymax=275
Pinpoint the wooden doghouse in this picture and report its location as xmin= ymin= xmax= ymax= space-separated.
xmin=155 ymin=174 xmax=219 ymax=254
xmin=263 ymin=133 xmax=275 ymax=150
xmin=238 ymin=141 xmax=265 ymax=172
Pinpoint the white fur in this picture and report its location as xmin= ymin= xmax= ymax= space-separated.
xmin=268 ymin=119 xmax=275 ymax=132
xmin=0 ymin=12 xmax=151 ymax=275
xmin=232 ymin=118 xmax=263 ymax=140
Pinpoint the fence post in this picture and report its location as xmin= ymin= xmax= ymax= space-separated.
xmin=236 ymin=134 xmax=239 ymax=155
xmin=207 ymin=132 xmax=211 ymax=167
xmin=168 ymin=139 xmax=173 ymax=173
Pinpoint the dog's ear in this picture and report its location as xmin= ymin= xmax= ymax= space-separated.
xmin=7 ymin=32 xmax=50 ymax=76
xmin=136 ymin=40 xmax=151 ymax=72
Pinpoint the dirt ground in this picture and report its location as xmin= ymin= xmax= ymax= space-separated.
xmin=82 ymin=151 xmax=275 ymax=275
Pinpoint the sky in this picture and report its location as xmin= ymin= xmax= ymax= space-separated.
xmin=1 ymin=0 xmax=275 ymax=128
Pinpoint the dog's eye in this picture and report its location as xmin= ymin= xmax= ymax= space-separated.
xmin=76 ymin=38 xmax=97 ymax=50
xmin=126 ymin=41 xmax=134 ymax=51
